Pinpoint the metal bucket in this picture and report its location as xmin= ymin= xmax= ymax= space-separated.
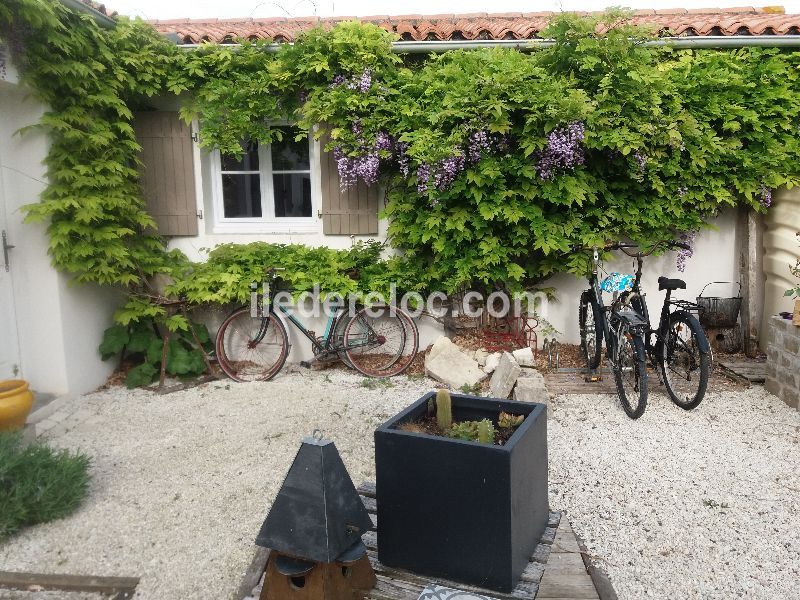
xmin=697 ymin=281 xmax=742 ymax=328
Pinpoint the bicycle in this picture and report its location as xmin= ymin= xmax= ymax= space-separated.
xmin=580 ymin=241 xmax=712 ymax=415
xmin=577 ymin=243 xmax=651 ymax=419
xmin=215 ymin=268 xmax=419 ymax=381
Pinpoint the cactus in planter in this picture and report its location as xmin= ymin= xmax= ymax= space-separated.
xmin=435 ymin=389 xmax=452 ymax=431
xmin=477 ymin=419 xmax=495 ymax=444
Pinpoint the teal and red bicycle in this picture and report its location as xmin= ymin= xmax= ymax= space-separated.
xmin=215 ymin=268 xmax=418 ymax=381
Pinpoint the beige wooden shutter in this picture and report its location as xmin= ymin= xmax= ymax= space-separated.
xmin=133 ymin=111 xmax=198 ymax=236
xmin=319 ymin=139 xmax=379 ymax=235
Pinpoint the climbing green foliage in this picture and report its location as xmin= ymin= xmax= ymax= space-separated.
xmin=5 ymin=2 xmax=800 ymax=307
xmin=0 ymin=0 xmax=184 ymax=288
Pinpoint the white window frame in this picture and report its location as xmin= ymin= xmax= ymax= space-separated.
xmin=210 ymin=131 xmax=320 ymax=234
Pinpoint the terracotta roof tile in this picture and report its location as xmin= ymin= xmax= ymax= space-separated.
xmin=149 ymin=6 xmax=800 ymax=44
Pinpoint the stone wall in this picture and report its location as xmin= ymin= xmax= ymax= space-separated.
xmin=765 ymin=316 xmax=800 ymax=410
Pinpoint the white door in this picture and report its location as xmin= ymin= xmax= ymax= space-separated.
xmin=0 ymin=151 xmax=21 ymax=380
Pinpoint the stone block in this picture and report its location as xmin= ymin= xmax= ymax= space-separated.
xmin=784 ymin=335 xmax=799 ymax=355
xmin=782 ymin=387 xmax=800 ymax=409
xmin=483 ymin=352 xmax=501 ymax=374
xmin=474 ymin=349 xmax=489 ymax=366
xmin=511 ymin=346 xmax=535 ymax=367
xmin=425 ymin=337 xmax=487 ymax=389
xmin=765 ymin=378 xmax=783 ymax=398
xmin=766 ymin=362 xmax=777 ymax=380
xmin=489 ymin=352 xmax=521 ymax=399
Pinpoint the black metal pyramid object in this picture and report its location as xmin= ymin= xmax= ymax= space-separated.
xmin=255 ymin=435 xmax=373 ymax=563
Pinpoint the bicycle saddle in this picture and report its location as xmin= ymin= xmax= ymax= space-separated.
xmin=658 ymin=276 xmax=686 ymax=291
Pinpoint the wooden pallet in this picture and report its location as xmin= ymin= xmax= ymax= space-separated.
xmin=241 ymin=482 xmax=609 ymax=600
xmin=718 ymin=359 xmax=766 ymax=384
xmin=0 ymin=571 xmax=139 ymax=599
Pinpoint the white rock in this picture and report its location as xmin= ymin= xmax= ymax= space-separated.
xmin=512 ymin=346 xmax=535 ymax=367
xmin=425 ymin=338 xmax=487 ymax=389
xmin=483 ymin=352 xmax=502 ymax=374
xmin=513 ymin=371 xmax=550 ymax=416
xmin=489 ymin=352 xmax=521 ymax=399
xmin=427 ymin=336 xmax=454 ymax=362
xmin=474 ymin=349 xmax=489 ymax=366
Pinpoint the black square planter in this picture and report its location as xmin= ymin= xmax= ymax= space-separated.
xmin=374 ymin=392 xmax=548 ymax=593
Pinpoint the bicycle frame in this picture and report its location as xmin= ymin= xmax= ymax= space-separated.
xmin=585 ymin=249 xmax=651 ymax=359
xmin=625 ymin=252 xmax=708 ymax=360
xmin=250 ymin=283 xmax=379 ymax=359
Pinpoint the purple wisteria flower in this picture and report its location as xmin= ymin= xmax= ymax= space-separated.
xmin=534 ymin=121 xmax=586 ymax=180
xmin=298 ymin=90 xmax=309 ymax=104
xmin=375 ymin=131 xmax=392 ymax=152
xmin=334 ymin=146 xmax=358 ymax=189
xmin=417 ymin=163 xmax=431 ymax=195
xmin=351 ymin=119 xmax=363 ymax=139
xmin=395 ymin=142 xmax=410 ymax=178
xmin=434 ymin=153 xmax=466 ymax=190
xmin=334 ymin=146 xmax=380 ymax=189
xmin=633 ymin=151 xmax=647 ymax=175
xmin=467 ymin=130 xmax=491 ymax=164
xmin=760 ymin=185 xmax=772 ymax=208
xmin=329 ymin=73 xmax=346 ymax=88
xmin=678 ymin=186 xmax=687 ymax=198
xmin=347 ymin=68 xmax=373 ymax=93
xmin=676 ymin=231 xmax=697 ymax=273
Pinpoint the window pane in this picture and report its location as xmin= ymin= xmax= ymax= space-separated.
xmin=273 ymin=173 xmax=311 ymax=217
xmin=221 ymin=140 xmax=259 ymax=171
xmin=222 ymin=174 xmax=262 ymax=218
xmin=271 ymin=127 xmax=310 ymax=171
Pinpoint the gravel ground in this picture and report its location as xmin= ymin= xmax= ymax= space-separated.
xmin=1 ymin=372 xmax=798 ymax=600
xmin=0 ymin=370 xmax=433 ymax=600
xmin=549 ymin=387 xmax=800 ymax=600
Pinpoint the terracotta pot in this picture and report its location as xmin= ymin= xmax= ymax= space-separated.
xmin=0 ymin=380 xmax=34 ymax=431
xmin=794 ymin=299 xmax=800 ymax=327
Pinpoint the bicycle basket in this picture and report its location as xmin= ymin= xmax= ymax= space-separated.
xmin=696 ymin=281 xmax=742 ymax=327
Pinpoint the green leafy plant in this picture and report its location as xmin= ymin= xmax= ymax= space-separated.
xmin=6 ymin=3 xmax=800 ymax=339
xmin=435 ymin=388 xmax=452 ymax=431
xmin=99 ymin=317 xmax=211 ymax=388
xmin=0 ymin=432 xmax=91 ymax=540
xmin=448 ymin=418 xmax=495 ymax=444
xmin=361 ymin=377 xmax=395 ymax=389
xmin=459 ymin=382 xmax=482 ymax=395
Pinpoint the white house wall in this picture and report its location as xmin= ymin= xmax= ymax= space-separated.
xmin=0 ymin=77 xmax=117 ymax=396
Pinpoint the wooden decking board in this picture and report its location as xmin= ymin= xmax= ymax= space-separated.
xmin=0 ymin=571 xmax=139 ymax=598
xmin=718 ymin=359 xmax=766 ymax=383
xmin=243 ymin=482 xmax=612 ymax=600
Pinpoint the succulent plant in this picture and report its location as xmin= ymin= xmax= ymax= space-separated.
xmin=477 ymin=419 xmax=495 ymax=444
xmin=449 ymin=421 xmax=477 ymax=441
xmin=435 ymin=389 xmax=452 ymax=431
xmin=498 ymin=412 xmax=524 ymax=429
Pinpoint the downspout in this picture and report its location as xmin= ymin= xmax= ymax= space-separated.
xmin=60 ymin=0 xmax=116 ymax=28
xmin=176 ymin=35 xmax=800 ymax=52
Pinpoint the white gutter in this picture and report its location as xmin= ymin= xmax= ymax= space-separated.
xmin=60 ymin=0 xmax=116 ymax=28
xmin=176 ymin=35 xmax=800 ymax=52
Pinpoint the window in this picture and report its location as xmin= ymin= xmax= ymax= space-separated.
xmin=211 ymin=126 xmax=316 ymax=232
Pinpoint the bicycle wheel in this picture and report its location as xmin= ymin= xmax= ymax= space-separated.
xmin=612 ymin=327 xmax=648 ymax=419
xmin=344 ymin=305 xmax=417 ymax=377
xmin=579 ymin=290 xmax=603 ymax=370
xmin=216 ymin=307 xmax=289 ymax=382
xmin=332 ymin=312 xmax=354 ymax=369
xmin=660 ymin=311 xmax=710 ymax=410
